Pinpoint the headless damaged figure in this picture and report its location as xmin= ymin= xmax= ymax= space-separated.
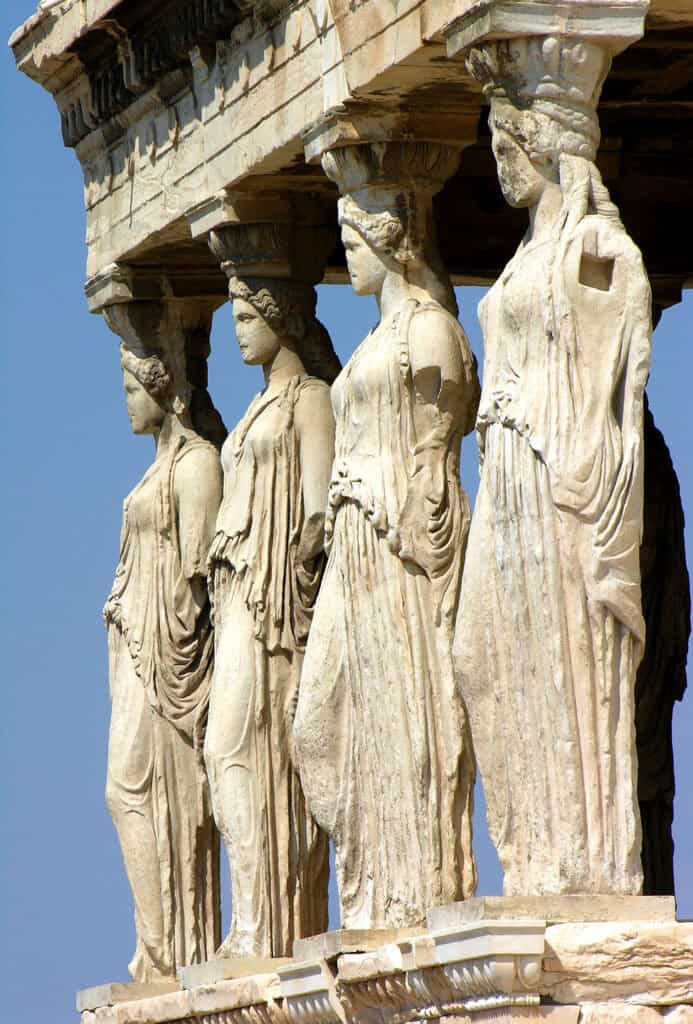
xmin=294 ymin=143 xmax=480 ymax=929
xmin=104 ymin=301 xmax=224 ymax=980
xmin=205 ymin=275 xmax=338 ymax=957
xmin=455 ymin=37 xmax=651 ymax=895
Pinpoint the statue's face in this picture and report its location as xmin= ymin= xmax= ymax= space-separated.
xmin=342 ymin=225 xmax=387 ymax=296
xmin=232 ymin=297 xmax=282 ymax=366
xmin=491 ymin=123 xmax=548 ymax=209
xmin=123 ymin=368 xmax=166 ymax=435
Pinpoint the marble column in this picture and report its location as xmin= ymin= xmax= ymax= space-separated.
xmin=292 ymin=125 xmax=481 ymax=930
xmin=188 ymin=194 xmax=338 ymax=957
xmin=446 ymin=0 xmax=651 ymax=897
xmin=86 ymin=265 xmax=227 ymax=981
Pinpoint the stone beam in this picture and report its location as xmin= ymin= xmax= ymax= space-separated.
xmin=85 ymin=261 xmax=227 ymax=313
xmin=445 ymin=0 xmax=649 ymax=59
xmin=11 ymin=0 xmax=487 ymax=281
xmin=11 ymin=0 xmax=693 ymax=290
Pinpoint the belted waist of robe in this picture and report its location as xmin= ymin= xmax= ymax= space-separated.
xmin=326 ymin=458 xmax=390 ymax=535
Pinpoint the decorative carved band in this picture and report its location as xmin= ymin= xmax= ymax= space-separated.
xmin=62 ymin=0 xmax=281 ymax=146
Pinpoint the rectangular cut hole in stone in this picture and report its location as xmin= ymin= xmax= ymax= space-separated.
xmin=579 ymin=252 xmax=615 ymax=291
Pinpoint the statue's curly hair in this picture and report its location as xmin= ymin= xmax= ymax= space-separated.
xmin=120 ymin=345 xmax=172 ymax=400
xmin=338 ymin=198 xmax=406 ymax=257
xmin=120 ymin=337 xmax=227 ymax=449
xmin=336 ymin=196 xmax=458 ymax=316
xmin=229 ymin=276 xmax=341 ymax=385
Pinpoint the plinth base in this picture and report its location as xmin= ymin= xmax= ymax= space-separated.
xmin=76 ymin=981 xmax=178 ymax=1013
xmin=77 ymin=902 xmax=693 ymax=1023
xmin=427 ymin=896 xmax=676 ymax=928
xmin=180 ymin=956 xmax=292 ymax=988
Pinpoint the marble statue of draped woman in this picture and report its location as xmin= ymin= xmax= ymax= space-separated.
xmin=455 ymin=36 xmax=651 ymax=896
xmin=105 ymin=321 xmax=224 ymax=981
xmin=294 ymin=144 xmax=480 ymax=928
xmin=205 ymin=275 xmax=338 ymax=957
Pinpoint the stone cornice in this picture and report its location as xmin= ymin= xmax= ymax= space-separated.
xmin=85 ymin=261 xmax=227 ymax=312
xmin=11 ymin=0 xmax=693 ymax=287
xmin=446 ymin=0 xmax=649 ymax=59
xmin=11 ymin=1 xmax=288 ymax=148
xmin=77 ymin=910 xmax=693 ymax=1024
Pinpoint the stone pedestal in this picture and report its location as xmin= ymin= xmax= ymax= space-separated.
xmin=77 ymin=902 xmax=693 ymax=1024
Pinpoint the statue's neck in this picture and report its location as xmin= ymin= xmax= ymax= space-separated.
xmin=527 ymin=181 xmax=563 ymax=244
xmin=154 ymin=415 xmax=193 ymax=460
xmin=263 ymin=343 xmax=306 ymax=389
xmin=377 ymin=270 xmax=418 ymax=321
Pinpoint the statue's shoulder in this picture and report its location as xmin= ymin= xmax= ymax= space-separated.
xmin=408 ymin=298 xmax=466 ymax=339
xmin=173 ymin=436 xmax=222 ymax=482
xmin=294 ymin=375 xmax=334 ymax=424
xmin=296 ymin=374 xmax=331 ymax=396
xmin=408 ymin=298 xmax=476 ymax=371
xmin=570 ymin=213 xmax=643 ymax=263
xmin=565 ymin=214 xmax=650 ymax=302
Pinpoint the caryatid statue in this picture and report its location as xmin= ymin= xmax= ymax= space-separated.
xmin=204 ymin=220 xmax=339 ymax=957
xmin=454 ymin=34 xmax=651 ymax=896
xmin=103 ymin=295 xmax=225 ymax=980
xmin=294 ymin=142 xmax=480 ymax=929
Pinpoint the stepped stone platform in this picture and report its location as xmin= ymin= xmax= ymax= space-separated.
xmin=77 ymin=899 xmax=693 ymax=1024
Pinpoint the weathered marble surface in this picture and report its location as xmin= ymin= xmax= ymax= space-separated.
xmin=205 ymin=221 xmax=339 ymax=958
xmin=294 ymin=928 xmax=425 ymax=962
xmin=181 ymin=956 xmax=292 ymax=989
xmin=427 ymin=896 xmax=676 ymax=928
xmin=294 ymin=139 xmax=480 ymax=930
xmin=77 ymin=982 xmax=178 ymax=1013
xmin=454 ymin=24 xmax=651 ymax=898
xmin=80 ymin=971 xmax=283 ymax=1024
xmin=103 ymin=297 xmax=224 ymax=980
xmin=79 ymin=916 xmax=693 ymax=1024
xmin=580 ymin=1007 xmax=693 ymax=1023
xmin=541 ymin=921 xmax=693 ymax=1005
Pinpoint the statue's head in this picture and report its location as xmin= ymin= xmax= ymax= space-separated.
xmin=120 ymin=347 xmax=171 ymax=436
xmin=106 ymin=300 xmax=190 ymax=438
xmin=467 ymin=36 xmax=609 ymax=207
xmin=228 ymin=276 xmax=341 ymax=384
xmin=337 ymin=197 xmax=408 ymax=296
xmin=322 ymin=142 xmax=459 ymax=315
xmin=106 ymin=299 xmax=226 ymax=448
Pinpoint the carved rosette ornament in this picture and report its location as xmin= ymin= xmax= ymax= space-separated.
xmin=94 ymin=274 xmax=227 ymax=981
xmin=293 ymin=140 xmax=480 ymax=929
xmin=452 ymin=23 xmax=652 ymax=897
xmin=204 ymin=212 xmax=339 ymax=958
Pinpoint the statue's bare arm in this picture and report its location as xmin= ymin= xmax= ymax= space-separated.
xmin=409 ymin=307 xmax=479 ymax=434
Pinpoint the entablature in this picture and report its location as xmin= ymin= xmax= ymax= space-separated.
xmin=11 ymin=0 xmax=693 ymax=293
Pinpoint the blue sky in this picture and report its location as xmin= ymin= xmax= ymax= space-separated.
xmin=2 ymin=4 xmax=691 ymax=1022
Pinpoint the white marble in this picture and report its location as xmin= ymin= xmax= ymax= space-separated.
xmin=294 ymin=140 xmax=480 ymax=930
xmin=103 ymin=296 xmax=224 ymax=980
xmin=454 ymin=30 xmax=652 ymax=898
xmin=205 ymin=221 xmax=339 ymax=958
